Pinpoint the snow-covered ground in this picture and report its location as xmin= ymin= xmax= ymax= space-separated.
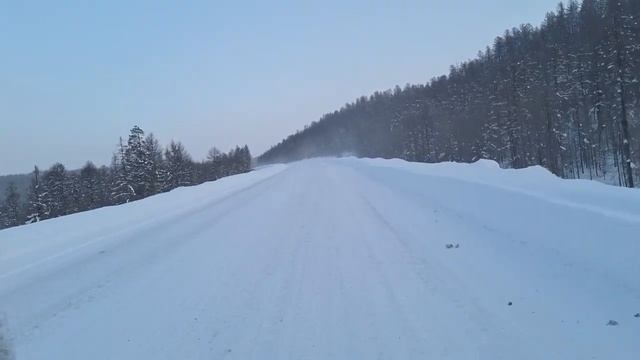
xmin=0 ymin=157 xmax=638 ymax=359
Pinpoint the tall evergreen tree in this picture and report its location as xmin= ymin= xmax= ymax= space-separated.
xmin=143 ymin=133 xmax=164 ymax=195
xmin=110 ymin=138 xmax=135 ymax=204
xmin=206 ymin=147 xmax=224 ymax=181
xmin=79 ymin=162 xmax=101 ymax=211
xmin=41 ymin=163 xmax=67 ymax=218
xmin=63 ymin=172 xmax=82 ymax=215
xmin=25 ymin=166 xmax=48 ymax=224
xmin=164 ymin=141 xmax=193 ymax=191
xmin=124 ymin=126 xmax=154 ymax=199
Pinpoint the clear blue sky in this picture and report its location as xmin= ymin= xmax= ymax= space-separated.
xmin=0 ymin=0 xmax=562 ymax=175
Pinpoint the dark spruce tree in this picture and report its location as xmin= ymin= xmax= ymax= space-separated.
xmin=164 ymin=141 xmax=194 ymax=191
xmin=124 ymin=126 xmax=154 ymax=200
xmin=79 ymin=162 xmax=103 ymax=211
xmin=110 ymin=138 xmax=135 ymax=204
xmin=41 ymin=163 xmax=67 ymax=219
xmin=143 ymin=133 xmax=165 ymax=195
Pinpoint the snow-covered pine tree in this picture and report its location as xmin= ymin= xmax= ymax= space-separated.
xmin=241 ymin=145 xmax=252 ymax=172
xmin=110 ymin=138 xmax=135 ymax=204
xmin=124 ymin=126 xmax=153 ymax=199
xmin=163 ymin=141 xmax=193 ymax=191
xmin=41 ymin=163 xmax=67 ymax=219
xmin=206 ymin=147 xmax=223 ymax=181
xmin=25 ymin=166 xmax=48 ymax=224
xmin=79 ymin=161 xmax=100 ymax=211
xmin=604 ymin=0 xmax=637 ymax=187
xmin=143 ymin=133 xmax=164 ymax=195
xmin=64 ymin=172 xmax=82 ymax=215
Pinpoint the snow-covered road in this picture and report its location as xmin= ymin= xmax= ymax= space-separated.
xmin=1 ymin=158 xmax=639 ymax=359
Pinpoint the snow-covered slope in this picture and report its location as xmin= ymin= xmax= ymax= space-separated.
xmin=0 ymin=158 xmax=638 ymax=359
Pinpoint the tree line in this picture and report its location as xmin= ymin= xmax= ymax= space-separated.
xmin=0 ymin=126 xmax=252 ymax=230
xmin=259 ymin=0 xmax=639 ymax=187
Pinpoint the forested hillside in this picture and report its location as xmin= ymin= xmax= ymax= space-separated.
xmin=259 ymin=0 xmax=639 ymax=187
xmin=0 ymin=126 xmax=252 ymax=230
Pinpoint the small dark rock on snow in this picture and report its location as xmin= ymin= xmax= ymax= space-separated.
xmin=508 ymin=302 xmax=513 ymax=306
xmin=634 ymin=313 xmax=640 ymax=318
xmin=606 ymin=320 xmax=618 ymax=326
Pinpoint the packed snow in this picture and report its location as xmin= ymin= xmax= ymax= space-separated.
xmin=0 ymin=157 xmax=638 ymax=359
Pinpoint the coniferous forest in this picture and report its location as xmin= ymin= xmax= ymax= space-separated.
xmin=259 ymin=0 xmax=639 ymax=188
xmin=0 ymin=126 xmax=252 ymax=230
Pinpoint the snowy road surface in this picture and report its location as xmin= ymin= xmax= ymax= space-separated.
xmin=1 ymin=158 xmax=639 ymax=359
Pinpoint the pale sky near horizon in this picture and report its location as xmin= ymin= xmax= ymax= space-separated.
xmin=1 ymin=0 xmax=562 ymax=175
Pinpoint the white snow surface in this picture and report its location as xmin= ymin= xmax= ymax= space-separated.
xmin=0 ymin=157 xmax=639 ymax=359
